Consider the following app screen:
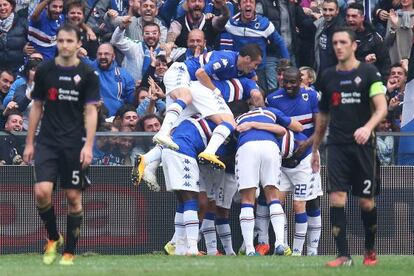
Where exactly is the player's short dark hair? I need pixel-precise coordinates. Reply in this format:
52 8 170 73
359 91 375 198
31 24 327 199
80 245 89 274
332 26 357 43
347 3 364 15
283 67 301 79
57 23 82 42
239 43 262 61
64 0 85 14
323 0 338 8
228 100 250 118
143 22 161 33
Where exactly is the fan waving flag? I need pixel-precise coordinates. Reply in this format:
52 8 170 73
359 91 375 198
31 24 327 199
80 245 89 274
398 56 414 165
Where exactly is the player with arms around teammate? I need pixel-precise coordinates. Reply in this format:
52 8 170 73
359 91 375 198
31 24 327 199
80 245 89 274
23 23 100 266
312 27 387 267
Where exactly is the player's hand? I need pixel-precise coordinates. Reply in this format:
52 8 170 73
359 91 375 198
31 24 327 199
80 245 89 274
80 145 93 169
23 143 34 164
293 140 308 158
354 126 371 145
236 122 253 132
365 53 377 63
310 151 320 173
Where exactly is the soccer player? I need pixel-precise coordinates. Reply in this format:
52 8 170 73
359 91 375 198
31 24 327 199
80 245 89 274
23 23 99 265
153 44 262 168
235 107 302 256
266 67 323 256
132 76 264 187
161 115 222 255
311 27 387 267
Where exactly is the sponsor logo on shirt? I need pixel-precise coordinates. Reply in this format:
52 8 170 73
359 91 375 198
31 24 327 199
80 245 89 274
47 87 58 101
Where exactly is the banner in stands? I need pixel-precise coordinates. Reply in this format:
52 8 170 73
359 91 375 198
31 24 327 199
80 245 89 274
1 166 413 255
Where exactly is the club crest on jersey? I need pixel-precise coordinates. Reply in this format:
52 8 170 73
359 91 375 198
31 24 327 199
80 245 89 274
354 76 362 86
73 74 81 85
302 93 309 101
254 22 260 29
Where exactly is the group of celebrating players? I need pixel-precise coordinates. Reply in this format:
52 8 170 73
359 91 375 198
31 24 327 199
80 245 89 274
26 21 386 267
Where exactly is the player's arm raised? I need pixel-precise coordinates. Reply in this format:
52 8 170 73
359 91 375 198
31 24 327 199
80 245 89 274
81 103 98 169
23 100 44 163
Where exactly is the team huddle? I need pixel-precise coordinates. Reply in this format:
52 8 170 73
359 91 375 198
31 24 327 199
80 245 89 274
26 23 386 267
131 42 322 257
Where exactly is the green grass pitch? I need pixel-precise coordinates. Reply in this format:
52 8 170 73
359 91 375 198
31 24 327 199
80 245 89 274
1 255 414 276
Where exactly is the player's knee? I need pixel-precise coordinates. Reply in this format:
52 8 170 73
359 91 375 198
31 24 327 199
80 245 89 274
329 191 347 207
216 207 229 219
34 185 52 206
293 200 306 213
359 197 375 211
306 197 320 212
65 190 82 211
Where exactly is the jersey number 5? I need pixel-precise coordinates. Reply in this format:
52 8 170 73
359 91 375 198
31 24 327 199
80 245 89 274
72 171 80 185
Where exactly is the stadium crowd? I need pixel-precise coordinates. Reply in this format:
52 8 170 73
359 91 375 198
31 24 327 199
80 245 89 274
0 0 410 166
0 0 411 264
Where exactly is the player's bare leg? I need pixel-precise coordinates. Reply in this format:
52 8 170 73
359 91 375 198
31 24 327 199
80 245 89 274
35 182 63 265
153 88 192 150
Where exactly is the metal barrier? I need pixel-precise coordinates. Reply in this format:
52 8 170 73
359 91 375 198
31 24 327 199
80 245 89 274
1 165 413 255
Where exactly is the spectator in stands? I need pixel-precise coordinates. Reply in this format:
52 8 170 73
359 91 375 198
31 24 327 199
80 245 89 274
299 66 317 90
376 116 395 165
106 0 168 42
314 0 345 75
111 19 164 82
0 70 14 106
384 0 414 66
4 58 41 130
65 0 99 59
0 109 25 165
346 3 391 81
113 104 140 130
372 0 401 37
0 0 28 73
167 0 230 49
28 0 65 60
256 0 316 90
139 51 169 93
139 114 162 132
221 0 289 93
136 77 166 117
387 63 407 128
92 122 124 165
84 0 112 39
2 52 43 108
0 70 15 127
83 43 136 117
118 125 135 165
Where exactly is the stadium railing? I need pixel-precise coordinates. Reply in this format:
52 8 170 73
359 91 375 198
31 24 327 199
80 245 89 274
0 132 413 255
